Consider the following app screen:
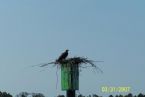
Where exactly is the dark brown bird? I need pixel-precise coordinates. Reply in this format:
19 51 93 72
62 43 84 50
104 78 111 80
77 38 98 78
57 49 69 62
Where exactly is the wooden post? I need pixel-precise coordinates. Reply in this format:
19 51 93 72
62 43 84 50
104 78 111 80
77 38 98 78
67 90 75 97
66 65 75 97
61 63 79 97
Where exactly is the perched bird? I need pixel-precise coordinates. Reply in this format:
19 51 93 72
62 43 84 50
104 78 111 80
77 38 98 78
57 49 69 62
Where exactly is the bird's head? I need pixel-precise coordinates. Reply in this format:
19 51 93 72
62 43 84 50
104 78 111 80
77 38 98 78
66 49 69 52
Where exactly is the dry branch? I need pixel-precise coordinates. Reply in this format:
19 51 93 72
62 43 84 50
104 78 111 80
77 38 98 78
39 57 103 73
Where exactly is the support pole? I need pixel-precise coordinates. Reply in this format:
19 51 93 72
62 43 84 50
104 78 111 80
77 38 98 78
67 90 75 97
61 63 78 97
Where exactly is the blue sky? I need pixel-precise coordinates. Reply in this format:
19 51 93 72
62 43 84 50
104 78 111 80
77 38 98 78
0 0 145 97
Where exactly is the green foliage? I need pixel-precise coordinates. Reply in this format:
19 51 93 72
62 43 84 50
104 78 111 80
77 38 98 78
74 93 145 97
109 95 113 97
16 92 45 97
93 94 99 97
57 95 65 97
32 93 45 97
138 93 145 97
0 91 12 97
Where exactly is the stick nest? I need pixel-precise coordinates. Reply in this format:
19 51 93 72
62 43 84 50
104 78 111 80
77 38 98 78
39 57 103 73
58 57 95 66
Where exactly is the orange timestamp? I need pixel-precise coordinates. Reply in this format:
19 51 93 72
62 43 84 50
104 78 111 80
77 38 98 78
101 86 131 93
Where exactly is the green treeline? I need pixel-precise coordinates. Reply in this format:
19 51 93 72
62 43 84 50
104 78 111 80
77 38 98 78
0 91 12 97
0 91 145 97
80 93 145 97
57 93 145 97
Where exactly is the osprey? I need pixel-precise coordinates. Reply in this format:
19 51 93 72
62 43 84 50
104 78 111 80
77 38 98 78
57 49 69 62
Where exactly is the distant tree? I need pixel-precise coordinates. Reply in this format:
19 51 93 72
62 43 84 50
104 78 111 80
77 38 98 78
124 95 128 97
78 94 85 97
138 93 145 97
57 95 64 97
0 92 2 97
109 95 113 97
118 94 123 97
115 95 119 97
32 93 45 97
0 91 12 97
93 94 99 97
127 93 133 97
16 92 29 97
16 92 45 97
